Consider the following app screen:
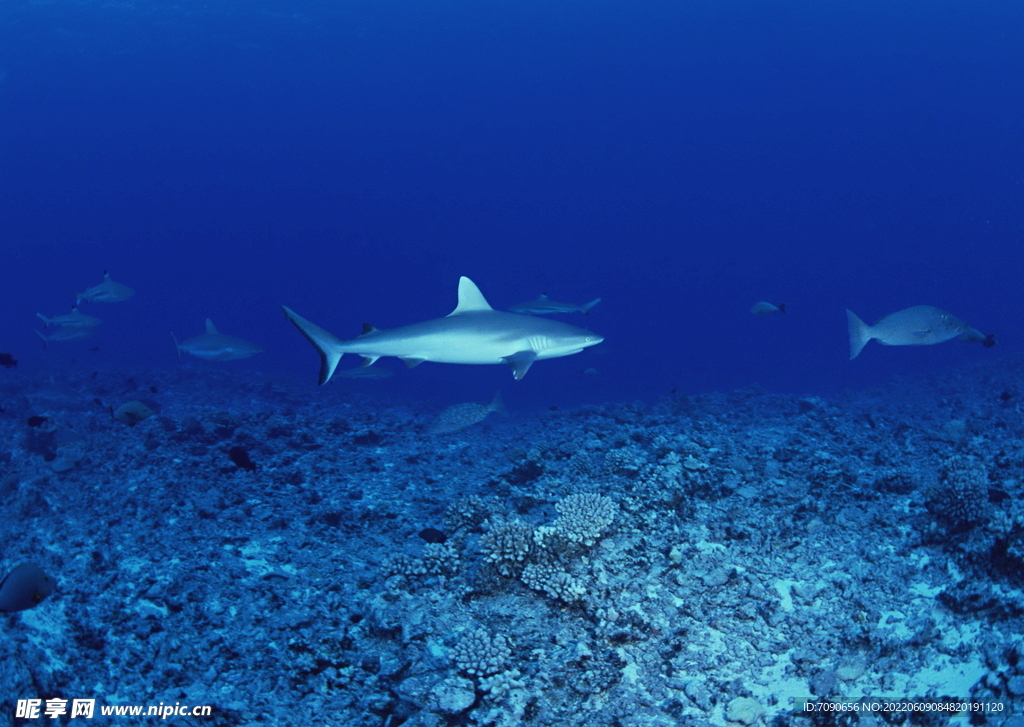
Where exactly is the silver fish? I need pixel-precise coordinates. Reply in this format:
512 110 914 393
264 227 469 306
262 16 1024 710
847 306 971 359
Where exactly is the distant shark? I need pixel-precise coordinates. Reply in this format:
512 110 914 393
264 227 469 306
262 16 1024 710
509 293 601 316
36 306 103 328
172 319 263 361
283 277 604 383
76 271 134 304
35 326 98 347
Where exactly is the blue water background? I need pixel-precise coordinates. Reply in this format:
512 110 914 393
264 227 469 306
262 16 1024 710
2 0 1022 411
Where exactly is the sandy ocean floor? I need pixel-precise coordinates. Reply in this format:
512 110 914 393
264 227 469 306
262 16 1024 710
2 359 1024 727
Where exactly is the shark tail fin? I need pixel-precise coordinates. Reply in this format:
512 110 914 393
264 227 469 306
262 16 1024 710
581 298 602 314
282 306 347 385
490 391 507 417
170 332 182 361
846 309 872 360
777 303 787 314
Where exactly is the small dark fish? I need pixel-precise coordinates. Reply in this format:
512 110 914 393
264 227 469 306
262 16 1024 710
0 352 16 368
111 401 155 426
419 528 447 544
0 563 56 612
26 416 48 428
229 446 257 471
959 328 997 348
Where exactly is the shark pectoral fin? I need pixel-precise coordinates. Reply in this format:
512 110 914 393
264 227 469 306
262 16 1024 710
502 350 538 380
281 306 347 386
360 355 380 367
400 357 426 368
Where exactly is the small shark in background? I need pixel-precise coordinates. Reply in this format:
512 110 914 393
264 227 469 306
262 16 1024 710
76 271 134 304
35 326 98 347
36 306 103 328
509 293 601 315
283 277 604 383
172 319 264 361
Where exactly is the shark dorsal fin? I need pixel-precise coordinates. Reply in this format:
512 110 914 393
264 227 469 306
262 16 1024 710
361 323 379 335
449 277 493 316
205 319 218 334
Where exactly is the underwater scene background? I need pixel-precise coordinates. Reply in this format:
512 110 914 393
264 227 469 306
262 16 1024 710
2 0 1024 725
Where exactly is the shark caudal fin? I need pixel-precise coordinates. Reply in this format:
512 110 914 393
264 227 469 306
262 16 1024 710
282 306 347 385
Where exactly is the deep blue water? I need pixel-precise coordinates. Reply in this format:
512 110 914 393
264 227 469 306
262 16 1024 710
2 0 1023 410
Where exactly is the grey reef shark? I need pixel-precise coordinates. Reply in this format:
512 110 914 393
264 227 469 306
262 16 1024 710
172 319 263 361
283 277 604 383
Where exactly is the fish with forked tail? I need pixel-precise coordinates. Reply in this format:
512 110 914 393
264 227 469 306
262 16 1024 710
846 306 973 359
